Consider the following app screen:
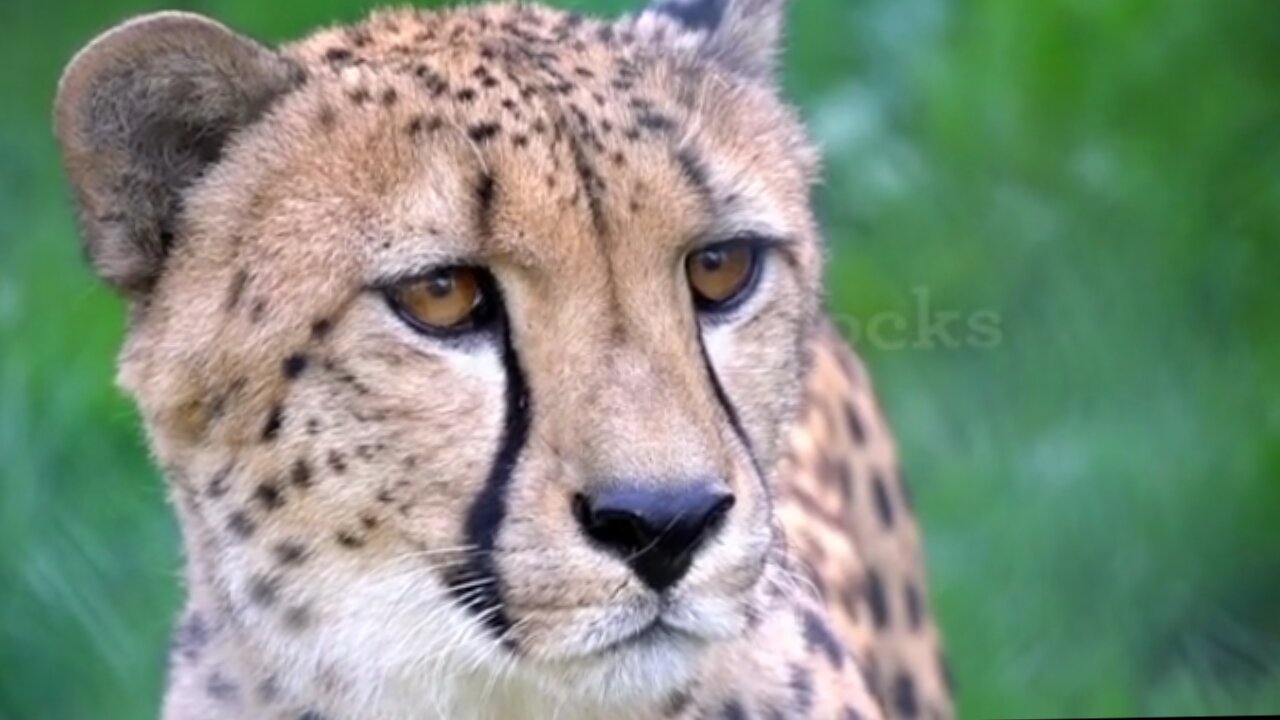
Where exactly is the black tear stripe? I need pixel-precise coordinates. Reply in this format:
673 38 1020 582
655 0 726 32
697 336 764 482
446 317 530 644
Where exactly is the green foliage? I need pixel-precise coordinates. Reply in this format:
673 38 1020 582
2 0 1277 717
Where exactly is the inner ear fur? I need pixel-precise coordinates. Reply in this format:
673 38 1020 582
639 0 789 81
54 12 303 296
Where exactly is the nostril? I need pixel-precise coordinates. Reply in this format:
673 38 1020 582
702 492 735 537
575 491 650 556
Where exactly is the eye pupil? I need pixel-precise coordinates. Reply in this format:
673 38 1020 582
425 273 455 298
698 250 727 273
686 241 760 312
387 267 491 335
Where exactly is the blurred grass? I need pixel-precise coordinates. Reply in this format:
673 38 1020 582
2 0 1279 718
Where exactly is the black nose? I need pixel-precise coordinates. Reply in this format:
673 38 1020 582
574 483 735 592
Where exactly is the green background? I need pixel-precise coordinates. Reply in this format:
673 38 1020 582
2 0 1278 717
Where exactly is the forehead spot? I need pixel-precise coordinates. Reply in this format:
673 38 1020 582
467 122 502 144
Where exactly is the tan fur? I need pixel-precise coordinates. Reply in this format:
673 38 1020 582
54 2 952 718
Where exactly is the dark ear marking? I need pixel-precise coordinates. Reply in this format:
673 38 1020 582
652 0 726 31
635 0 788 81
54 12 302 296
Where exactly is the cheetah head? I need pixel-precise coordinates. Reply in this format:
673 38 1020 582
55 0 821 710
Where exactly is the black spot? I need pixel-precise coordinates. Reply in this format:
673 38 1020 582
417 68 450 97
663 689 693 716
892 670 919 718
476 172 497 238
468 122 502 144
324 47 353 63
316 105 337 131
719 700 748 720
282 354 309 379
637 110 675 133
865 568 890 629
255 481 285 511
380 87 398 106
327 450 348 475
250 298 268 322
204 671 238 696
274 541 308 566
456 87 478 102
843 401 867 445
905 581 923 630
257 675 280 703
801 609 845 668
290 459 313 489
206 463 232 498
174 612 209 662
675 148 712 203
284 605 313 630
299 712 326 720
310 319 333 339
348 87 371 105
872 471 895 528
336 530 365 549
348 28 371 47
248 575 280 606
225 270 248 311
227 511 255 538
789 664 814 712
261 405 284 442
564 138 607 238
206 672 238 701
834 457 855 509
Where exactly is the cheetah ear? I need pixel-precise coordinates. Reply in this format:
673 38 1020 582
54 12 302 296
636 0 788 80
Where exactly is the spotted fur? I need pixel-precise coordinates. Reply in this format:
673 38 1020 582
54 1 952 718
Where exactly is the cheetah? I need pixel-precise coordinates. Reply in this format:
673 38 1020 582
53 0 953 718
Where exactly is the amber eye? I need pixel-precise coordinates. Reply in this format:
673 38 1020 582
686 241 761 312
386 267 493 335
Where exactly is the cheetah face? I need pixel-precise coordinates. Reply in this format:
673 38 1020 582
55 0 820 706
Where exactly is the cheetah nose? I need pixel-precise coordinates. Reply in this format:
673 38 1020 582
573 483 735 592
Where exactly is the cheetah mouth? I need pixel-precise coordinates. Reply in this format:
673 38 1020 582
561 599 740 663
608 618 687 651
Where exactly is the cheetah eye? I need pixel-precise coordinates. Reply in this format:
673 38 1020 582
686 240 762 314
385 267 497 336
